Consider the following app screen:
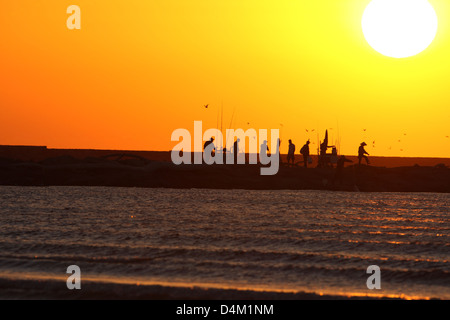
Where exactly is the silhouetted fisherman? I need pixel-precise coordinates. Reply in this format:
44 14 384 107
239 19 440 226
300 140 310 168
204 137 214 152
333 155 353 185
260 140 269 158
319 142 329 167
318 130 332 168
277 139 282 165
287 139 295 166
358 142 370 165
222 148 227 164
203 137 215 163
233 138 240 164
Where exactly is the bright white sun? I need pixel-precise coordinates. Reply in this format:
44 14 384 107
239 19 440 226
362 0 438 58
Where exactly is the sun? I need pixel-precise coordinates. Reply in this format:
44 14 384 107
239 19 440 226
362 0 438 58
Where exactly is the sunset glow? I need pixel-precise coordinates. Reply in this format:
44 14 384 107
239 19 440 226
0 0 449 158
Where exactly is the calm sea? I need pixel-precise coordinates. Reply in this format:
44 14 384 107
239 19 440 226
0 186 448 299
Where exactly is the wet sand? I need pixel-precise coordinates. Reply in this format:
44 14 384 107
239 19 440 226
0 276 389 300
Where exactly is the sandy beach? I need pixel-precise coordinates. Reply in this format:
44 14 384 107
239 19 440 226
0 276 389 300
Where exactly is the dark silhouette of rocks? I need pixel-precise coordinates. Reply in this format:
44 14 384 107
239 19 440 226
0 155 448 192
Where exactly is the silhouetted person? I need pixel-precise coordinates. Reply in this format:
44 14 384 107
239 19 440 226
300 140 310 168
358 142 370 165
333 155 353 185
203 137 215 163
320 141 328 156
318 141 328 167
287 139 295 166
222 148 227 164
233 138 240 164
260 140 269 158
318 129 333 168
276 138 282 165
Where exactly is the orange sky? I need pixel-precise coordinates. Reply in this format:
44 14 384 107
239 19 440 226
0 0 449 157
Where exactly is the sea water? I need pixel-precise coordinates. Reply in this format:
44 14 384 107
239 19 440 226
0 186 448 299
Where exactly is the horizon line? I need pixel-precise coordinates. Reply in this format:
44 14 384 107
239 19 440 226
1 144 449 160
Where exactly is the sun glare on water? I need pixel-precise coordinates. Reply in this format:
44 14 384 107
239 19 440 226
362 0 438 58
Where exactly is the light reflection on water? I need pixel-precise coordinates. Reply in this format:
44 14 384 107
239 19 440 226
0 186 448 299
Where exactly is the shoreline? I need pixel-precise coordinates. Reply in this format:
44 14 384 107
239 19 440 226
0 275 400 300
